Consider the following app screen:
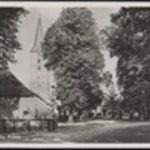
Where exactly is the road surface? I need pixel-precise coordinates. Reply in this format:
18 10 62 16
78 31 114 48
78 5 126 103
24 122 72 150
1 120 150 143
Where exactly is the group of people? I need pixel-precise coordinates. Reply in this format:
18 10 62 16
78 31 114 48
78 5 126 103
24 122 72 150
58 105 103 122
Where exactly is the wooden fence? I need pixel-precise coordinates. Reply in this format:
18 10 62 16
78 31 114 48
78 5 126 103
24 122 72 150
0 119 57 133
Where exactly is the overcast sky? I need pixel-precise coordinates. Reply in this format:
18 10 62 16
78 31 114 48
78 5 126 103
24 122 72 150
9 7 119 89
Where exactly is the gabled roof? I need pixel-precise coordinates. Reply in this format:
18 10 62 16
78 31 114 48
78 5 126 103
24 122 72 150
30 16 43 53
0 69 35 97
0 69 52 108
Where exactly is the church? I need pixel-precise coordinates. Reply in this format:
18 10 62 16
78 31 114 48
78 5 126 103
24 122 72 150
13 17 56 119
30 16 55 101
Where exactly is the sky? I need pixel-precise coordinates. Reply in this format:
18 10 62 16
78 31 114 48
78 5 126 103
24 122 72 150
9 7 119 89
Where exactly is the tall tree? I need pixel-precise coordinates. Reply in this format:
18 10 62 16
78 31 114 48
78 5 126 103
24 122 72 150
0 8 28 118
43 8 105 114
102 7 150 119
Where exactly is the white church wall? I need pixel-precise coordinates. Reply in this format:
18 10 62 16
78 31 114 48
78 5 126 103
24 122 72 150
14 17 57 119
13 97 51 119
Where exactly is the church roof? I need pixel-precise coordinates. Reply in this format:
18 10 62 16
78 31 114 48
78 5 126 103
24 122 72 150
30 16 43 53
0 68 52 108
0 68 36 97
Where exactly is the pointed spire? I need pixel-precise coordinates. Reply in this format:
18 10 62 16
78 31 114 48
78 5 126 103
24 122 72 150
31 15 43 53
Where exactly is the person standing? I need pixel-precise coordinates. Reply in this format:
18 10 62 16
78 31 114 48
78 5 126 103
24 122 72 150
96 105 102 119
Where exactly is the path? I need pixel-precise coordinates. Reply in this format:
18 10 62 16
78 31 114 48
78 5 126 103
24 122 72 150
1 120 150 143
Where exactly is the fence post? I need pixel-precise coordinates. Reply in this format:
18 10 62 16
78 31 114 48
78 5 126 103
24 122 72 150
3 119 6 133
27 120 31 132
55 119 57 130
47 119 50 132
0 119 2 132
13 120 16 132
53 119 56 130
47 119 50 131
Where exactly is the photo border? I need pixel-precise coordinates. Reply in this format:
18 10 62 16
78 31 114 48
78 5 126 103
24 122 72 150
0 0 150 149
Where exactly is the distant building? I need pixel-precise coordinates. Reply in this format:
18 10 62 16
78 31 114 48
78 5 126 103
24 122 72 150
14 17 56 119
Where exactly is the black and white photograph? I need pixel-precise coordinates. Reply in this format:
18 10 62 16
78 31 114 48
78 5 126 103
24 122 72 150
0 1 150 148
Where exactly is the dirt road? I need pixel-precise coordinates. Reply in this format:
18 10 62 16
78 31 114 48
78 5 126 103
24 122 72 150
1 120 150 143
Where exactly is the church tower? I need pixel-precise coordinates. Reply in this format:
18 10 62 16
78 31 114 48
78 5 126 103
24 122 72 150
30 16 50 101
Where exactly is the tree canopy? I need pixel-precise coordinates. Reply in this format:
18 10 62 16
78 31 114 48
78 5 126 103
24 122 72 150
102 7 150 119
43 8 105 113
0 8 27 69
0 8 28 118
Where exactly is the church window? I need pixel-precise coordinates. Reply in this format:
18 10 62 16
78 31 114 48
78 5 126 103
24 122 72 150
37 58 41 63
38 65 41 70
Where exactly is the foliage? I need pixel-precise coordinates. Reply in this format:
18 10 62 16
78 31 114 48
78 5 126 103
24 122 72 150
43 8 105 112
0 97 20 118
0 8 28 69
102 71 113 87
0 8 28 118
102 72 119 110
102 7 150 118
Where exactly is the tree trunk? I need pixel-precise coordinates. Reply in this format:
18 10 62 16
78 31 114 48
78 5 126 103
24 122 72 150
141 105 149 120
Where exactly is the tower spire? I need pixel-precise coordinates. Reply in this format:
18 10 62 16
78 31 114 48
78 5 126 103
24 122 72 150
31 15 43 53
